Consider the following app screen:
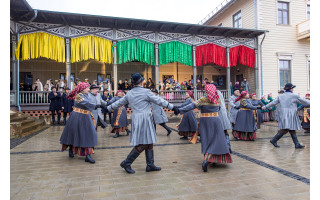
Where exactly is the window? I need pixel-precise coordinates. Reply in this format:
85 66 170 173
279 60 291 88
278 2 289 24
307 5 310 19
233 11 242 28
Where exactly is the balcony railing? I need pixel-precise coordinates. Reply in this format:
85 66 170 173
10 90 228 106
297 19 310 40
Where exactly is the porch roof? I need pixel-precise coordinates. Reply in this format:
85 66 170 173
11 0 267 38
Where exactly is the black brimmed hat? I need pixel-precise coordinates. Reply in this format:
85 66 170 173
131 73 145 85
90 84 99 89
284 83 296 90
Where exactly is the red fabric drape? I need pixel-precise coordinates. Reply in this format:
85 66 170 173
229 45 255 68
196 43 227 67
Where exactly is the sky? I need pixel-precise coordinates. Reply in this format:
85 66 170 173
26 0 223 24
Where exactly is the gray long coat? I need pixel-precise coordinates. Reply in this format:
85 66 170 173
263 92 310 130
107 86 173 146
229 95 240 124
151 95 168 124
217 90 232 130
88 92 108 128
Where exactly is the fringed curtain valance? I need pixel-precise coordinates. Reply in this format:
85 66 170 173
71 35 112 63
15 32 65 63
196 43 227 67
117 38 155 65
159 41 193 66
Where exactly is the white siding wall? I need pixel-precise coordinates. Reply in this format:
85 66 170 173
205 0 255 29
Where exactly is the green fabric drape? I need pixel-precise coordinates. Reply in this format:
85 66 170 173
117 38 155 65
159 41 193 66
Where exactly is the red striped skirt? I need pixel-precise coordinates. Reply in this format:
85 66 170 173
62 144 94 156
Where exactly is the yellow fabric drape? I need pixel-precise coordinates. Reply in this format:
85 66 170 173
70 35 112 64
14 32 65 62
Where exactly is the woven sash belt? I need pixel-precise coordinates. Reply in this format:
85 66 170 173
240 108 250 110
73 107 95 126
200 112 219 117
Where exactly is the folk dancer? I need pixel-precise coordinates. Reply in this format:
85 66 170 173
297 94 310 133
88 84 108 130
60 82 102 164
263 83 310 148
232 91 260 141
107 73 177 174
174 84 232 172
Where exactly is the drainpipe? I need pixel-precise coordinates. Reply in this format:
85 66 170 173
259 32 266 96
16 10 38 112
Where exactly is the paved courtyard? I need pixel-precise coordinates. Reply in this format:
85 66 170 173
10 122 310 200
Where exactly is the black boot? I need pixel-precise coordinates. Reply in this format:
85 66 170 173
202 160 209 172
126 129 131 136
270 132 284 147
69 147 74 158
145 150 161 172
120 149 140 174
290 133 305 148
180 136 188 140
63 117 67 125
161 124 172 136
85 155 95 164
57 115 61 125
225 135 232 153
113 132 119 138
52 116 55 125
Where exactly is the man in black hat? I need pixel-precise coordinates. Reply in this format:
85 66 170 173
49 86 62 125
262 83 310 148
88 84 108 130
107 73 179 174
61 88 74 125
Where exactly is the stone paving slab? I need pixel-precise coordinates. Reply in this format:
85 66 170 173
10 123 310 200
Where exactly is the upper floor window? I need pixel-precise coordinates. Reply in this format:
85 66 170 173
307 5 310 19
278 2 289 24
233 11 242 28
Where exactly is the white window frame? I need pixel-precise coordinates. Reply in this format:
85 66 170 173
277 52 294 90
277 1 290 25
233 10 242 28
306 3 310 20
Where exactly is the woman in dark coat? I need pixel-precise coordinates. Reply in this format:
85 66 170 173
107 90 130 138
49 86 62 125
268 93 276 121
60 82 101 164
101 90 113 124
250 93 264 129
232 91 260 141
175 84 232 172
61 88 74 125
297 94 310 133
176 91 198 140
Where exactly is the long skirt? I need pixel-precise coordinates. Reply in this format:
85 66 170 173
269 110 275 121
262 112 270 122
232 130 256 141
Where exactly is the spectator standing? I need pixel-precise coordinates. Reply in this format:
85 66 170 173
49 86 62 125
240 78 250 92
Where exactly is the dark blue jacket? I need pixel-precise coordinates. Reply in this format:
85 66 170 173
61 93 74 113
49 92 62 111
102 94 113 113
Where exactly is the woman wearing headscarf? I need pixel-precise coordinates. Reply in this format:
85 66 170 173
261 95 270 122
174 85 232 172
297 93 310 133
267 93 276 121
250 93 264 129
107 90 130 138
232 91 260 141
59 82 101 164
175 91 198 140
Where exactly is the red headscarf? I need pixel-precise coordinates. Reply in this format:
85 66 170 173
67 82 90 100
205 84 220 104
305 93 310 97
186 90 194 99
115 90 124 96
234 91 248 103
250 93 256 99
